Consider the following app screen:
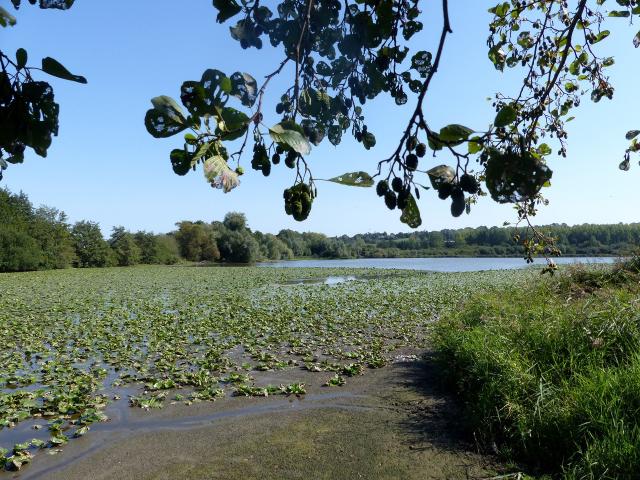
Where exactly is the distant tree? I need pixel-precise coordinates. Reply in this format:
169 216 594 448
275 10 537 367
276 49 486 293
0 225 41 271
175 221 220 262
258 232 294 260
109 226 141 267
31 206 75 269
133 231 159 264
71 221 112 268
155 234 181 265
218 230 260 264
223 212 248 232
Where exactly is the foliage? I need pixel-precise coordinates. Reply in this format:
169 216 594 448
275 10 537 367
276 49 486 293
217 228 261 263
433 259 640 478
0 0 85 180
0 188 75 271
143 0 639 259
109 226 141 267
0 264 529 471
71 221 113 268
174 221 220 262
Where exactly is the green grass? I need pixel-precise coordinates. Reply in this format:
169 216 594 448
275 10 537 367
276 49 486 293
433 259 640 479
0 264 528 471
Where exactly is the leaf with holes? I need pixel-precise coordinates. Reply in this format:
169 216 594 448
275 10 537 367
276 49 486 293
327 171 374 188
626 130 640 141
400 194 422 228
230 72 257 107
204 156 240 193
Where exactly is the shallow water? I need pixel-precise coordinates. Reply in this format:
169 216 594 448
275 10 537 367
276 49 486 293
261 256 618 272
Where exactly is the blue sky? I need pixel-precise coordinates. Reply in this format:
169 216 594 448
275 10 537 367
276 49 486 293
1 1 638 236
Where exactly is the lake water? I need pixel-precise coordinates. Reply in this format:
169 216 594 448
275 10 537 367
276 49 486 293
260 257 619 273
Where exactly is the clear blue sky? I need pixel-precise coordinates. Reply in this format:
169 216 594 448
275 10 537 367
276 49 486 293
1 1 638 236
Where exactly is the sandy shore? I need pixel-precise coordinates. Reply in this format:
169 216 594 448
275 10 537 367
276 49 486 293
16 355 504 480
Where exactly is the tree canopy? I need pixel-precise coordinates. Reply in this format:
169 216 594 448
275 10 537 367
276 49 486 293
1 0 639 262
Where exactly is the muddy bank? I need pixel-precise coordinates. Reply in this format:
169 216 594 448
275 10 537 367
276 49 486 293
16 356 505 480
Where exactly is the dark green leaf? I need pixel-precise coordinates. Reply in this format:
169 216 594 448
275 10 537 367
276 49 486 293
427 165 455 189
327 171 374 187
439 124 474 143
626 130 640 141
0 7 17 27
494 105 517 127
400 194 422 228
269 123 311 155
608 10 630 17
212 0 242 23
230 72 257 107
41 57 87 84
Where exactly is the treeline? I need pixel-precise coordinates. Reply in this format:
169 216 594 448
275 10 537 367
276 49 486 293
1 188 638 273
316 223 640 259
0 189 180 272
0 189 294 272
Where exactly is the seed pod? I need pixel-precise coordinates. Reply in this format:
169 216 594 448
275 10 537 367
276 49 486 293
384 191 397 210
415 143 427 158
437 183 454 200
460 173 479 194
451 196 466 217
391 177 403 192
376 180 389 197
406 154 418 171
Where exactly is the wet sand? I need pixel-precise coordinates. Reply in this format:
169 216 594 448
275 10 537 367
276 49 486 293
15 355 505 480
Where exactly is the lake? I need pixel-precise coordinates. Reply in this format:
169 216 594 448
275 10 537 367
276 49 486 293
260 257 619 272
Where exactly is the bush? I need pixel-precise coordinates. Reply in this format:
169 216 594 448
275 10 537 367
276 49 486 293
433 261 640 478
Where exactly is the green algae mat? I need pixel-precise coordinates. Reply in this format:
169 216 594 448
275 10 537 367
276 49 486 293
0 265 527 472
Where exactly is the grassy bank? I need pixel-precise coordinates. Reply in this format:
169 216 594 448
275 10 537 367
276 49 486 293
433 258 640 478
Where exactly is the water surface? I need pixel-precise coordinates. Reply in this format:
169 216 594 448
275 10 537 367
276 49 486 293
261 257 618 272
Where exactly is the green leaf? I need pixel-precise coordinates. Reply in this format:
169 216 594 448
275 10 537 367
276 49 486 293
215 107 249 140
537 143 552 156
269 123 311 155
203 156 240 193
327 171 374 187
0 7 17 27
400 194 422 228
427 165 455 189
609 10 630 17
212 0 242 23
592 30 610 43
634 30 640 48
145 106 187 139
468 137 483 154
439 124 474 143
170 149 194 175
626 130 640 141
16 48 27 70
41 57 87 84
151 95 187 123
230 72 258 107
494 105 517 128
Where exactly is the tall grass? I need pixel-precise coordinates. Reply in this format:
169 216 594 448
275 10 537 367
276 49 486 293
433 258 640 478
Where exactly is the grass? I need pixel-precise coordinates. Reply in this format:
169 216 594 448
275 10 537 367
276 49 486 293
433 258 640 479
0 264 528 472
